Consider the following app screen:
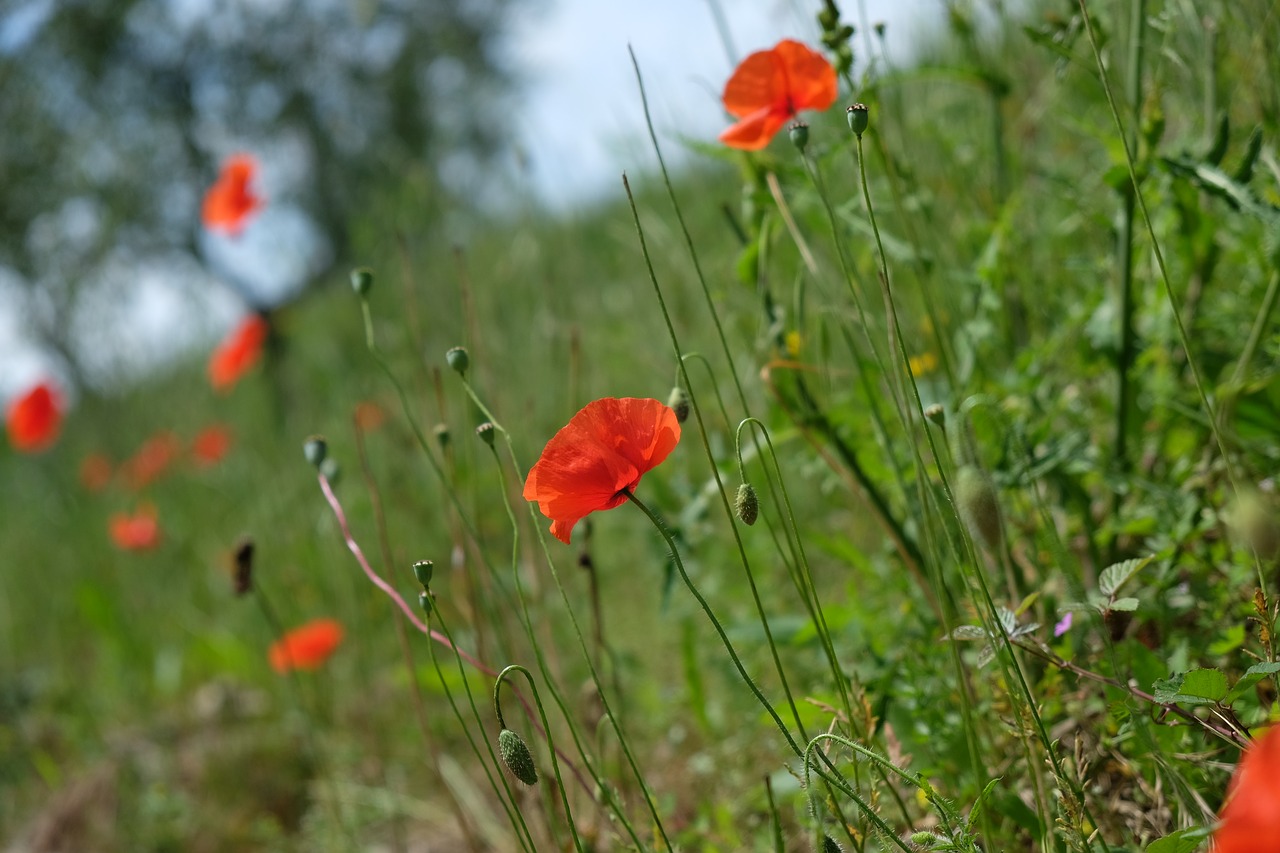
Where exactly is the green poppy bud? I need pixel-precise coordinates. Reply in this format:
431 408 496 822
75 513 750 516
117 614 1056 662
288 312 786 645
789 121 810 153
846 103 869 137
498 728 538 786
735 483 760 526
445 346 470 375
667 387 690 423
319 457 340 486
923 403 946 428
350 267 374 296
417 590 433 617
955 465 1002 549
303 435 327 468
433 423 450 449
822 835 843 853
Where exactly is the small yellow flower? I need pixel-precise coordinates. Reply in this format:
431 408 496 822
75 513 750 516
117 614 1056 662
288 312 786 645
908 352 938 377
785 330 803 358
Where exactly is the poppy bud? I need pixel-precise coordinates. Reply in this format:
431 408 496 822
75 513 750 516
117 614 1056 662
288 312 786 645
911 831 941 847
412 559 434 587
498 728 538 785
846 103 869 137
667 387 690 423
232 536 254 597
874 21 886 38
821 835 843 853
434 423 450 449
955 466 1002 549
735 483 760 526
417 590 433 617
789 121 810 153
303 435 327 468
320 457 341 486
924 404 946 428
475 422 496 447
446 346 470 375
350 267 374 296
817 3 838 31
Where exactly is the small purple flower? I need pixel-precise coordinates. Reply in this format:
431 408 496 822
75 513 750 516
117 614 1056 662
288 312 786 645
1053 612 1073 638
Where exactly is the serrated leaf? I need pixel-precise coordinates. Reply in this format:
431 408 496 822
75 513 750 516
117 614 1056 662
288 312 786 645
1099 556 1151 596
1152 675 1184 704
1146 825 1212 853
1225 661 1280 704
1109 597 1139 612
944 625 990 642
1181 668 1229 702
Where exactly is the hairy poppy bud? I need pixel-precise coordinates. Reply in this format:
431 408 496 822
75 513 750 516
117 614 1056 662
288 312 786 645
498 728 538 785
846 103 869 137
667 387 690 423
911 831 941 847
319 457 340 486
412 559 434 587
955 466 1001 549
821 835 843 853
350 267 374 296
735 483 760 526
789 121 810 152
475 422 496 447
303 435 327 468
446 346 470 375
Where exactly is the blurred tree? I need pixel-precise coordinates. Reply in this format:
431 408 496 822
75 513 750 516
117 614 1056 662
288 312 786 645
0 0 521 387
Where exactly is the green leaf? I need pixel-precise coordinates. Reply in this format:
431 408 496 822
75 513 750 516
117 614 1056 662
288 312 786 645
1099 556 1151 597
944 625 989 641
1225 661 1280 704
1109 597 1140 612
1145 825 1212 853
1155 669 1229 705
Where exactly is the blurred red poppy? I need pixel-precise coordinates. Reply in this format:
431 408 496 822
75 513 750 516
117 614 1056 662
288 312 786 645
109 506 161 551
191 423 233 466
354 400 386 432
523 397 681 544
201 154 262 235
1215 725 1280 852
719 39 837 151
123 431 181 489
80 453 113 492
6 382 62 453
269 619 345 673
208 315 269 392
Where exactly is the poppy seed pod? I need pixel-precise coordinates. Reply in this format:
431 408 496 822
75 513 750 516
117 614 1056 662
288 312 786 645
789 121 810 152
955 466 1002 550
667 387 691 423
412 559 434 587
434 423 450 449
303 435 327 468
350 267 373 296
498 728 538 786
475 422 496 447
924 404 946 428
445 346 470 375
846 103 869 137
735 483 760 526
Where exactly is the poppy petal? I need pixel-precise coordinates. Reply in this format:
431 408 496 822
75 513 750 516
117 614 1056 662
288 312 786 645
774 39 838 112
6 382 62 453
1215 725 1280 852
719 107 791 151
721 49 787 118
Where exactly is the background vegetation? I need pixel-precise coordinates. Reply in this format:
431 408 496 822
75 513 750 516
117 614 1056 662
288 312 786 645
4 0 1280 850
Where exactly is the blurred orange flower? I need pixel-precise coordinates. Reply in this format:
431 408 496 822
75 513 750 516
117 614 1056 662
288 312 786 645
269 619 345 673
354 400 386 432
6 381 62 453
208 315 269 391
109 506 161 551
523 397 681 544
201 154 262 235
719 39 837 151
123 431 181 489
1215 725 1280 853
191 423 233 466
80 453 113 492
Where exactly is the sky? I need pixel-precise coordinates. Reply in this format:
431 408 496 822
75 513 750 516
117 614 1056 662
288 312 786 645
0 0 921 403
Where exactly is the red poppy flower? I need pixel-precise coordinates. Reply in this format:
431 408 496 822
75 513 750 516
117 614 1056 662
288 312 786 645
1215 725 1280 852
109 506 161 551
523 397 681 544
201 154 262 235
80 453 113 492
354 400 386 432
123 430 181 489
191 423 232 467
6 382 62 453
269 619 345 673
719 39 838 151
208 315 269 392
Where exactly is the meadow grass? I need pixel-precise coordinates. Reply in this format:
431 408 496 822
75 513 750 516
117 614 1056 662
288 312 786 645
4 0 1280 850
